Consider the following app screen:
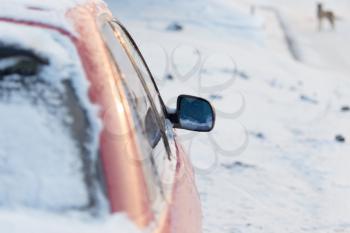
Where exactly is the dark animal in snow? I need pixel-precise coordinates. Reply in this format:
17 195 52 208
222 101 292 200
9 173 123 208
317 3 336 31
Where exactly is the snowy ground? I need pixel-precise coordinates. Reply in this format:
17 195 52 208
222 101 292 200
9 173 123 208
106 0 350 232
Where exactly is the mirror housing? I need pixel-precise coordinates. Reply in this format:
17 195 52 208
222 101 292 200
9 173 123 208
169 95 215 132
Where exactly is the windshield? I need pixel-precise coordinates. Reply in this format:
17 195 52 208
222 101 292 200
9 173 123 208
0 23 106 215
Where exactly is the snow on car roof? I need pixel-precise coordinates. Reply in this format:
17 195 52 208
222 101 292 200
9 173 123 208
0 0 108 33
4 0 87 10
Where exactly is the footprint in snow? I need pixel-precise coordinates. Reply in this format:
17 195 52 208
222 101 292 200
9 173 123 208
341 105 350 112
236 70 250 80
300 94 318 105
250 131 266 140
166 22 183 32
209 94 223 100
335 134 346 143
165 73 174 81
222 161 256 172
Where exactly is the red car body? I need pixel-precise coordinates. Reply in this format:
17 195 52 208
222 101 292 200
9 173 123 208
0 1 208 233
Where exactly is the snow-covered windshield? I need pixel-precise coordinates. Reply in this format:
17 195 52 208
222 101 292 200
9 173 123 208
0 22 106 215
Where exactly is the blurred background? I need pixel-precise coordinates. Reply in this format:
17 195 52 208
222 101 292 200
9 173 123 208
105 0 350 232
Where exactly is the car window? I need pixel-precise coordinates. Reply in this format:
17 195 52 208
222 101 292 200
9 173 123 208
108 20 175 155
109 21 166 119
100 21 173 216
0 45 106 214
100 22 165 150
100 22 161 152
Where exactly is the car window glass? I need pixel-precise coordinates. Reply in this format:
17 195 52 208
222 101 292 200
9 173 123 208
100 22 173 216
0 49 101 213
106 21 175 157
100 22 162 150
109 21 166 120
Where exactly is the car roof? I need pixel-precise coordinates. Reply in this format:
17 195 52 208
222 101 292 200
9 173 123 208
0 0 109 34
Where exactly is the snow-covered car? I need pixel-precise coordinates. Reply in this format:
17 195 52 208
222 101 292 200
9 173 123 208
0 0 215 233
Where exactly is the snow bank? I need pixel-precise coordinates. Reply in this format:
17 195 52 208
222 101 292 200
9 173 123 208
0 0 108 34
1 0 86 10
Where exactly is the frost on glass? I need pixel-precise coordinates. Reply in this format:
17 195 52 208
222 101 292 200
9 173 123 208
0 35 105 215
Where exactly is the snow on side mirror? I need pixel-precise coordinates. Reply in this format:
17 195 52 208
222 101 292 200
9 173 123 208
171 95 215 132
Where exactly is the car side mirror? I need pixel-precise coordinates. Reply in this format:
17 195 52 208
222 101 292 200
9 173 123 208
169 95 215 132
